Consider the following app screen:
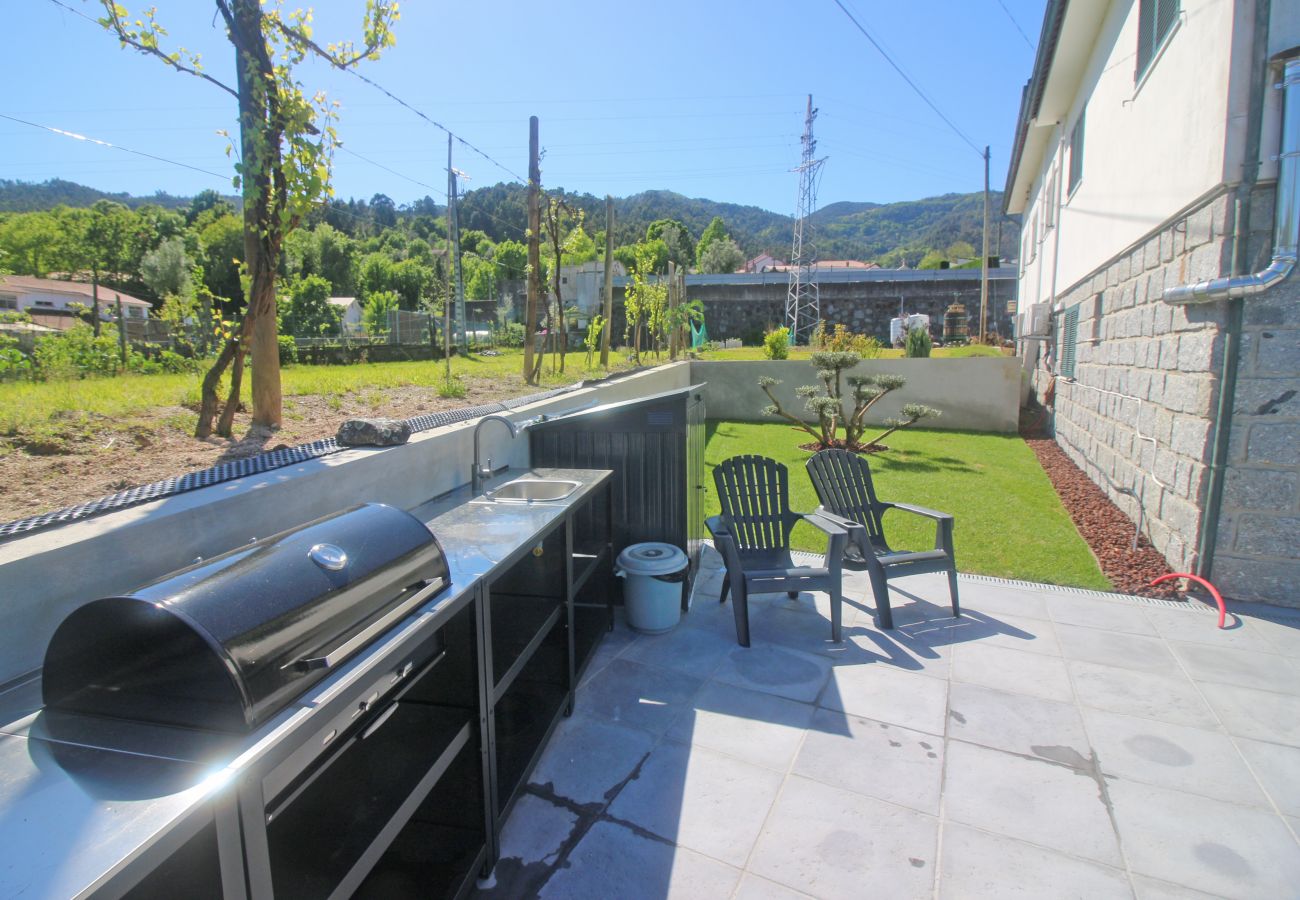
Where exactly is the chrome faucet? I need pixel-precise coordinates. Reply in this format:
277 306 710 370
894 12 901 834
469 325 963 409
471 414 544 495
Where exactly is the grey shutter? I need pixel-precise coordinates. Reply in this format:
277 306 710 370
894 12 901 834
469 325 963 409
1060 306 1079 378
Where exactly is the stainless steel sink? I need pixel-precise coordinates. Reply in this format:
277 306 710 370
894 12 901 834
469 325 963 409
480 478 581 503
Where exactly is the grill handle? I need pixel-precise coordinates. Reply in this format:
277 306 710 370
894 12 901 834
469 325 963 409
289 578 443 673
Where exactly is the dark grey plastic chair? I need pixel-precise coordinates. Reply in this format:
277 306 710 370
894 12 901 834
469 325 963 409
806 448 959 630
705 455 847 647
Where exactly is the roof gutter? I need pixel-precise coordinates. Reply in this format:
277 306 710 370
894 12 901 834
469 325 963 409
1003 0 1070 213
1163 54 1300 305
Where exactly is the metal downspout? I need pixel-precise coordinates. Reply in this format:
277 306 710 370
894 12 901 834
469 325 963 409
1165 11 1291 578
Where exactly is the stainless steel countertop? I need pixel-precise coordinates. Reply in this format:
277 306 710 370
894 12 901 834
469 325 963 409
0 467 611 899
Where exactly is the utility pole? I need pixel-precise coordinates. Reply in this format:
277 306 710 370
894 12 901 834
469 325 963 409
444 134 454 381
600 195 613 368
447 138 469 353
979 144 991 344
524 116 541 384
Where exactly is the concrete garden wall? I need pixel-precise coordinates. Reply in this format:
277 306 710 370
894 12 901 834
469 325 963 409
0 364 690 686
691 357 1021 433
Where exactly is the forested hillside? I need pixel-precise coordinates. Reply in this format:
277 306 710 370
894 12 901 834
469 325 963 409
0 179 1014 269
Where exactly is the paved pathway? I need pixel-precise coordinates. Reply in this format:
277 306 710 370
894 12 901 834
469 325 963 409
476 549 1300 899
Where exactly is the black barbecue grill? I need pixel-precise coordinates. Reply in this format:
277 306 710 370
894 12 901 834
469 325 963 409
42 503 449 734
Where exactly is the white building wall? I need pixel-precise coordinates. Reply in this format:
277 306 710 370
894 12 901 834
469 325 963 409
1019 0 1241 310
13 289 148 319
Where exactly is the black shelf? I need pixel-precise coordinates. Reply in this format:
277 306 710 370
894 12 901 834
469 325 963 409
266 705 472 900
124 819 223 900
493 622 568 816
489 593 562 699
572 603 610 683
353 738 487 900
570 545 610 598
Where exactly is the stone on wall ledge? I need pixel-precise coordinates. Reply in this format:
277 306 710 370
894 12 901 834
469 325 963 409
337 418 412 447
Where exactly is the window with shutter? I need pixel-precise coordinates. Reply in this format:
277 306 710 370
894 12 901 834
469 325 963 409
1059 305 1080 378
1136 0 1180 80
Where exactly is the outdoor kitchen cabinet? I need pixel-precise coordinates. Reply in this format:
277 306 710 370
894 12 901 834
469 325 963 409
481 478 614 836
0 471 612 900
247 591 490 900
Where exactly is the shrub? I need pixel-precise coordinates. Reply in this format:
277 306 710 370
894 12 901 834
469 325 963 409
156 350 196 374
0 333 31 380
437 375 466 399
812 321 883 357
905 326 933 358
763 326 789 360
33 324 123 379
494 321 526 348
278 334 298 366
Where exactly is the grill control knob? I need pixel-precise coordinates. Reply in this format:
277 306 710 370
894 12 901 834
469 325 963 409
308 543 348 571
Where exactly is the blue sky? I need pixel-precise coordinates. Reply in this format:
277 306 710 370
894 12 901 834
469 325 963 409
7 0 1046 214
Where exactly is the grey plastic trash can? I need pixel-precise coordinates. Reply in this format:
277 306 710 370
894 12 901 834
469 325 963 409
616 542 689 635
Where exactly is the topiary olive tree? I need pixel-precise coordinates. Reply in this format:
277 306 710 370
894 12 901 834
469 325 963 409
758 350 940 451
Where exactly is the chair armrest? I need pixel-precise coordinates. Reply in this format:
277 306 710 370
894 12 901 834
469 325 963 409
803 513 849 574
810 507 858 532
705 515 745 573
881 502 955 555
802 512 848 537
881 501 953 522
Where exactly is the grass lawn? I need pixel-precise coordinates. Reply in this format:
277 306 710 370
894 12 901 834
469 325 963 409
0 349 621 436
694 344 1009 361
704 421 1111 590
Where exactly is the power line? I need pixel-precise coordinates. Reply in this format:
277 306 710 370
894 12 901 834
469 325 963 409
0 112 230 181
44 0 527 186
992 0 1036 51
338 70 527 184
338 146 443 195
828 0 984 157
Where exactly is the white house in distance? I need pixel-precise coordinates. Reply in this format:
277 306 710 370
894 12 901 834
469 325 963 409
0 275 152 329
553 260 626 318
1006 0 1300 604
328 296 364 334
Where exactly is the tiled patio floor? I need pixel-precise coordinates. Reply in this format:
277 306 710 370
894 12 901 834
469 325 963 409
477 549 1300 899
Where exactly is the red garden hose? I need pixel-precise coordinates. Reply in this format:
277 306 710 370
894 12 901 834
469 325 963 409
1150 573 1228 629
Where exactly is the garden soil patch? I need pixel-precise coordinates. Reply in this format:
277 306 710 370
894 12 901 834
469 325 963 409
1022 430 1180 599
0 377 533 526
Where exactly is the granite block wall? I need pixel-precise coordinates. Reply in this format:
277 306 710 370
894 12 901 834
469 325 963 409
1031 184 1299 605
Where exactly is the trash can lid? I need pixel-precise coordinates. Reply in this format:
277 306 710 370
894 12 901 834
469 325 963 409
616 542 688 576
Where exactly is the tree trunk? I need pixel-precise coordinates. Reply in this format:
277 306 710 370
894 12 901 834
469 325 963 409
218 345 246 438
194 336 239 439
233 0 282 430
245 254 282 428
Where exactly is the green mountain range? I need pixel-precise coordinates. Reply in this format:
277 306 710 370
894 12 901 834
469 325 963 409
0 178 1016 267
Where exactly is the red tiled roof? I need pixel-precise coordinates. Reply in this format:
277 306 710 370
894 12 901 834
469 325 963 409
0 276 151 307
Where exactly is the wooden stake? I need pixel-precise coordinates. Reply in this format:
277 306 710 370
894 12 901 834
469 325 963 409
980 144 990 344
524 116 541 384
600 195 613 368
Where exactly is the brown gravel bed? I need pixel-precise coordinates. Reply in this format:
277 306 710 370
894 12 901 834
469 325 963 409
1022 430 1180 599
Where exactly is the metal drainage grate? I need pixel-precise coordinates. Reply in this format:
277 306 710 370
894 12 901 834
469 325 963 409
0 384 577 541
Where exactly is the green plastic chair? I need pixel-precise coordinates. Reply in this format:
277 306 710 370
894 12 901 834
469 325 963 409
806 448 959 629
705 455 847 647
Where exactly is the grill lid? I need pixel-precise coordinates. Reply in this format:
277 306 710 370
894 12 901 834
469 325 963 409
42 503 448 733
